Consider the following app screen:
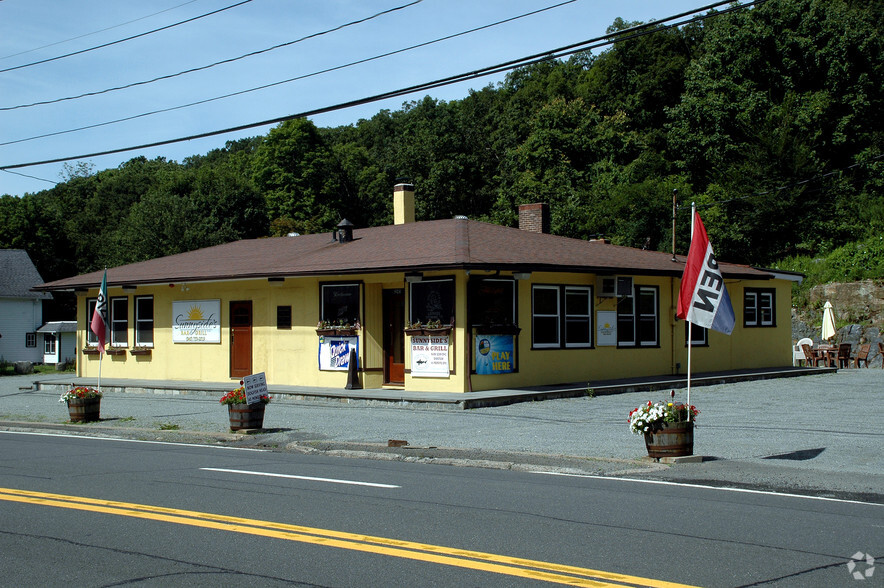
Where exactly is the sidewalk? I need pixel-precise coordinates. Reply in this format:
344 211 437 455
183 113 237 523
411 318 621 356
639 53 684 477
2 368 882 502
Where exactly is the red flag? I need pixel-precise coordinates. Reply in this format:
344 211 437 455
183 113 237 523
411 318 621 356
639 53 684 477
90 270 108 354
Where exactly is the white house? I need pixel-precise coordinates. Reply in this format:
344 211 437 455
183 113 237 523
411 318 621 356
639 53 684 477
0 249 52 364
36 321 77 366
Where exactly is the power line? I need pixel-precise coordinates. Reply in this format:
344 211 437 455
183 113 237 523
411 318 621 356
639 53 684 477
0 0 751 170
1 0 425 111
0 0 577 146
0 1 200 61
0 0 254 74
0 168 57 185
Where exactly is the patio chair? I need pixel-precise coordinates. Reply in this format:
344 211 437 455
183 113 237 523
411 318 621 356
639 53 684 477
802 344 825 367
793 337 813 366
853 343 871 368
837 343 851 368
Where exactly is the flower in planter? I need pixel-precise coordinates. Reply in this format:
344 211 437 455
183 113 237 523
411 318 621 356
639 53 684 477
317 319 361 330
628 400 698 434
59 386 102 403
219 384 271 405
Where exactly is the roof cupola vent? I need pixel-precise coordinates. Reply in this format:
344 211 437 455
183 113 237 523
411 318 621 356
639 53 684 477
336 219 354 243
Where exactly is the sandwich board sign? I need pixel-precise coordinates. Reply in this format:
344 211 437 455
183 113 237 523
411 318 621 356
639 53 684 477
242 372 268 404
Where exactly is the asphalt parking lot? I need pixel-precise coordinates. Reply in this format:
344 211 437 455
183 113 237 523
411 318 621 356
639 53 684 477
2 368 882 502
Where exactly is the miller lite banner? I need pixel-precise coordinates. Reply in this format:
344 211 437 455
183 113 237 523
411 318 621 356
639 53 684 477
677 211 735 335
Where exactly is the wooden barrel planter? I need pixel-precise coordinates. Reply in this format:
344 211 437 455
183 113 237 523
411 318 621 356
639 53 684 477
67 397 101 422
644 421 693 458
228 403 265 431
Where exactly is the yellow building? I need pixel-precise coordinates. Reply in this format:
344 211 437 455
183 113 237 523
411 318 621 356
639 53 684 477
37 186 795 393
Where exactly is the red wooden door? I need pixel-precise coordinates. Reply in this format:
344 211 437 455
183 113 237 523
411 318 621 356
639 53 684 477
383 289 405 385
230 301 252 379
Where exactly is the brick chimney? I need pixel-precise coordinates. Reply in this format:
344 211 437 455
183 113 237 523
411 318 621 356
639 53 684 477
518 203 550 233
394 183 415 225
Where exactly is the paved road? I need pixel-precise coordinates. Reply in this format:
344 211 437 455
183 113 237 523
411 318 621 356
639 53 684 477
2 369 882 502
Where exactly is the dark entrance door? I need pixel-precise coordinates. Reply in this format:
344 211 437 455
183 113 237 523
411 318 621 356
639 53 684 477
230 301 252 379
383 289 405 385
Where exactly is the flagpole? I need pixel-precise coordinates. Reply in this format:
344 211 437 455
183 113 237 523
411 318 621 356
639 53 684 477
686 203 696 421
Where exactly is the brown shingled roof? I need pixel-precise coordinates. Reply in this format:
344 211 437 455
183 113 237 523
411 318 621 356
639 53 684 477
36 218 771 291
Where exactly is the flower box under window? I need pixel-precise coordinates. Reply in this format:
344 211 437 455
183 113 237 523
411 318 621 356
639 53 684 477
129 347 152 356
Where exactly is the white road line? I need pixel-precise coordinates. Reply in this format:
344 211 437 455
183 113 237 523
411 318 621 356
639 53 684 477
0 430 266 451
530 471 883 507
201 467 401 488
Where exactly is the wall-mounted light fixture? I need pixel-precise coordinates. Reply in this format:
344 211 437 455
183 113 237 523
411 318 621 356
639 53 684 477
405 272 423 283
513 272 532 280
122 285 137 292
268 277 285 285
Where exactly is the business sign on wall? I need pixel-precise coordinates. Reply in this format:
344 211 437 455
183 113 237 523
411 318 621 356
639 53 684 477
475 335 515 374
172 299 221 343
410 335 450 377
318 336 359 371
596 310 617 346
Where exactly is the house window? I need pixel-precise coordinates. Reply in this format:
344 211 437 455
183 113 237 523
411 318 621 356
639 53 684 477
277 305 292 329
531 285 592 348
617 286 659 347
320 283 360 324
26 332 36 348
86 298 98 345
532 285 560 348
111 297 128 346
685 321 708 346
744 288 775 327
409 277 455 325
469 278 516 327
564 286 592 347
44 334 57 354
135 296 154 346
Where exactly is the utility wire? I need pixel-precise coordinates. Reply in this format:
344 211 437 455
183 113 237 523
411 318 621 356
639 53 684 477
0 0 253 74
1 0 425 111
0 1 199 61
0 0 753 170
0 0 576 145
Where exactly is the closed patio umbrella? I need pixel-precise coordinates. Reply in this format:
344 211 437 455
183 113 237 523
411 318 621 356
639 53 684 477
821 300 837 341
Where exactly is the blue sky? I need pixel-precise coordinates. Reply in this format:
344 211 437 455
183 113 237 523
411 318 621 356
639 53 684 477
1 0 703 198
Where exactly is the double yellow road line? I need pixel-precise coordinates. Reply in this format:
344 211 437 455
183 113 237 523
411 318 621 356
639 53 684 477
0 486 695 587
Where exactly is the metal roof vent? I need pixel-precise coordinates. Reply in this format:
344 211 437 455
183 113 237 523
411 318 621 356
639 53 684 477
336 219 355 243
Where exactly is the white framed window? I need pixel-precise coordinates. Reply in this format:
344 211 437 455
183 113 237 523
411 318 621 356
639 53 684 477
44 334 57 354
135 296 154 346
564 286 592 348
110 297 128 346
617 285 659 347
531 285 593 348
532 285 560 348
744 289 775 327
685 321 708 346
86 298 98 345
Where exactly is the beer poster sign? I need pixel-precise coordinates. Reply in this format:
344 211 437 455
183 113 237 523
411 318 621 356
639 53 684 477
318 336 359 371
410 335 450 377
475 335 515 374
172 299 221 343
